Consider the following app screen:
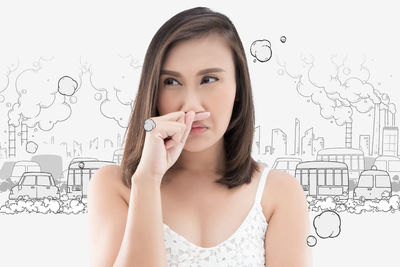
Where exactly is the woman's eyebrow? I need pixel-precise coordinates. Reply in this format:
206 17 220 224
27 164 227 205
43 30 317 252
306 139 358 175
160 68 225 77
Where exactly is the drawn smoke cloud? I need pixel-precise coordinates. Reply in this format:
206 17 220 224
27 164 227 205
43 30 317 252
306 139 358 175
306 235 317 247
278 54 397 129
58 75 78 96
25 141 39 154
7 57 82 132
308 195 400 214
313 210 341 239
250 39 272 63
83 54 142 128
0 194 88 215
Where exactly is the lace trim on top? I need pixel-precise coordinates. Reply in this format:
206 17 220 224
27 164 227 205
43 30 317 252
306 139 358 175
163 166 270 266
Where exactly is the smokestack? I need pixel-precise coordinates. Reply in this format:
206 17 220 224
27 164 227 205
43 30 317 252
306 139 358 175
392 111 396 126
372 103 380 155
384 109 389 126
8 124 16 157
345 121 352 148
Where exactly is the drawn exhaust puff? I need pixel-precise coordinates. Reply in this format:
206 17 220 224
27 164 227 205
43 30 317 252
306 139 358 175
307 195 400 214
7 57 83 132
250 39 272 63
83 54 142 128
313 210 341 239
306 235 317 247
277 54 396 128
58 75 78 96
0 195 87 215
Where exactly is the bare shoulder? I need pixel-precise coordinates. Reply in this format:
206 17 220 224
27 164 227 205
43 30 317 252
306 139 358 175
89 164 124 195
87 164 128 266
263 168 312 266
260 165 305 222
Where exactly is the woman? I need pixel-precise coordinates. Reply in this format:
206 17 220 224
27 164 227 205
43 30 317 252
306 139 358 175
88 6 312 266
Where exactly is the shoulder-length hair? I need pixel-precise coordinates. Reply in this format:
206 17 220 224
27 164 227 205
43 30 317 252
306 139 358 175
120 6 260 189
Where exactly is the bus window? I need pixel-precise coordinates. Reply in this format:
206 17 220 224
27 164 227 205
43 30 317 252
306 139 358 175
74 170 82 186
342 169 349 185
358 175 373 187
322 156 329 161
345 155 351 167
334 170 342 185
326 170 334 185
318 169 325 185
328 155 336 161
389 161 400 172
359 157 364 170
352 156 359 171
376 175 391 187
301 169 309 185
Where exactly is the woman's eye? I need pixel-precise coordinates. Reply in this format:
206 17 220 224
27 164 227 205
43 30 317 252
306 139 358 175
163 78 180 86
163 76 219 86
201 76 219 84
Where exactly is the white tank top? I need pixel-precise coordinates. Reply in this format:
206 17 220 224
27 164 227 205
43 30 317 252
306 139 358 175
163 165 270 266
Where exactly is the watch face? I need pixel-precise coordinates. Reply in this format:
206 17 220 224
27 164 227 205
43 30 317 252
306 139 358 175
144 119 156 131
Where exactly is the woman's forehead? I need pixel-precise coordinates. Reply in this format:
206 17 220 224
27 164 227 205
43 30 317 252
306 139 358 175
161 36 233 75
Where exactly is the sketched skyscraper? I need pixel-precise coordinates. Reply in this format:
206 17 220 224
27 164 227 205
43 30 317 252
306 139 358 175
372 103 381 155
294 118 300 155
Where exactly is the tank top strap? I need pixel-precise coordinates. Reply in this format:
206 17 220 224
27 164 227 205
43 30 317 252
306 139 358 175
254 165 270 204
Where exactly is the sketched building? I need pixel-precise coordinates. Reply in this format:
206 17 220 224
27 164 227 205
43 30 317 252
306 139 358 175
301 128 313 156
313 137 324 155
271 128 287 156
382 127 399 156
359 135 371 156
372 103 381 155
294 118 300 155
253 126 260 155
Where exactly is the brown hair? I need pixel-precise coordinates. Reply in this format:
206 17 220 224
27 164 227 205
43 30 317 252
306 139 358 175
120 6 260 189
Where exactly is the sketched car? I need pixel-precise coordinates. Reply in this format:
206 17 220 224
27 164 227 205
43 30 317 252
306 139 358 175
9 172 60 200
353 165 392 201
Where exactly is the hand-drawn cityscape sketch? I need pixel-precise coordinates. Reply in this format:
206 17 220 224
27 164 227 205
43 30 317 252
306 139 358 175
0 38 398 252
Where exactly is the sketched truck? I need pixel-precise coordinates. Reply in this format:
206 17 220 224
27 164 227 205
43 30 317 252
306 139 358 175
66 160 116 199
373 155 400 183
9 161 41 184
295 161 349 201
353 165 392 201
9 172 60 200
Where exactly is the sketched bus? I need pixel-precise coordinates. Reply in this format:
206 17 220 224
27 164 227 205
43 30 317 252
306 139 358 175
316 148 364 186
295 161 349 200
66 160 116 199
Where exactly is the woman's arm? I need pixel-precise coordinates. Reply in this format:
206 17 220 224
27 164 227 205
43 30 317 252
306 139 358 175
264 170 312 267
88 165 168 267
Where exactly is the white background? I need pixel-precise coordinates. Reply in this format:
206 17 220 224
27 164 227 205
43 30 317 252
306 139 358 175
1 0 399 266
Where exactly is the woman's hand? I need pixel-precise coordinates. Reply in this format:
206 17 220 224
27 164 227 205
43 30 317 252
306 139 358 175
134 110 210 182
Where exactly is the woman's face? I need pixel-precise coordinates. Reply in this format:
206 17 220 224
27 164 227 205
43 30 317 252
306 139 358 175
157 33 237 152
